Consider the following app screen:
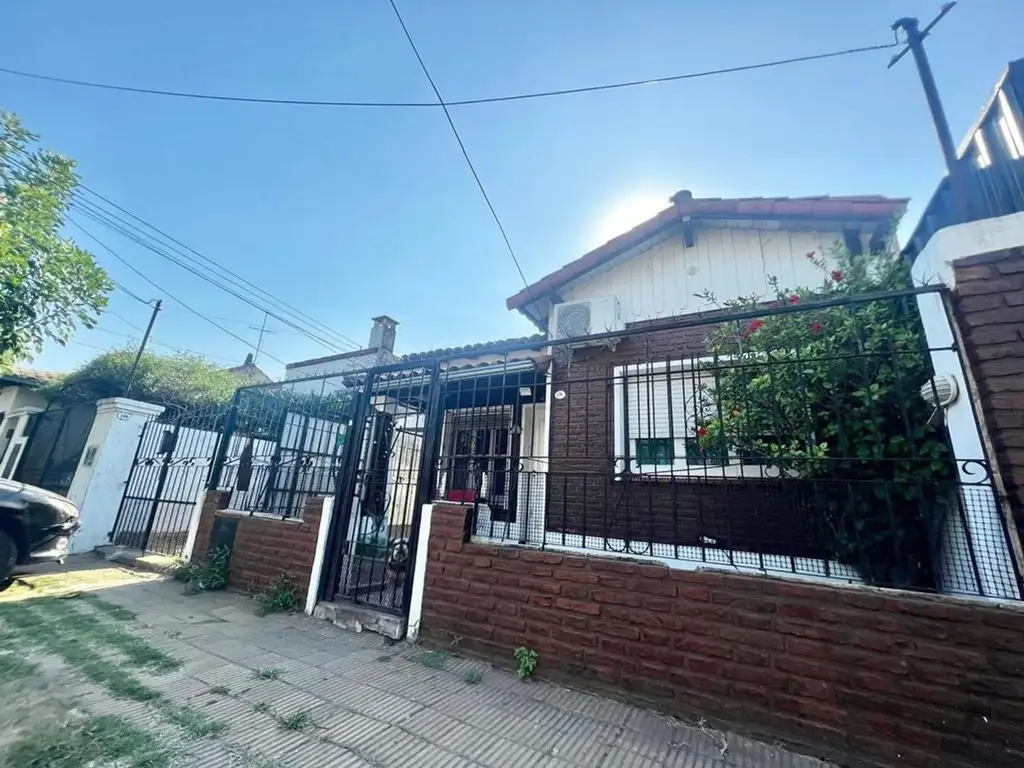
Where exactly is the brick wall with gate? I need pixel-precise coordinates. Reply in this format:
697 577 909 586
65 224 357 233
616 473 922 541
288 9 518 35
190 490 325 596
954 245 1024 530
421 503 1024 768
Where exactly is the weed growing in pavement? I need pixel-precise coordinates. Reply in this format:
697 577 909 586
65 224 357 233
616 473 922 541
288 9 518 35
156 701 229 739
175 545 231 594
513 647 538 679
255 667 283 681
208 685 230 696
278 710 313 731
254 573 297 616
410 650 449 670
463 669 483 685
253 702 272 714
4 714 174 768
375 654 395 663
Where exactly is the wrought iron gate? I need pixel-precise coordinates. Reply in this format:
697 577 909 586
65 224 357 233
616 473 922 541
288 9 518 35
320 361 441 616
112 405 227 556
15 402 96 497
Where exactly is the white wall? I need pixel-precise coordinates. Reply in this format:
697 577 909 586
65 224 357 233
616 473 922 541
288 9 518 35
912 212 1024 599
285 349 396 394
68 398 165 554
561 226 847 322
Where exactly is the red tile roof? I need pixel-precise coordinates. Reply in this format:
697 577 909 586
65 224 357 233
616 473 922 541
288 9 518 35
506 191 908 312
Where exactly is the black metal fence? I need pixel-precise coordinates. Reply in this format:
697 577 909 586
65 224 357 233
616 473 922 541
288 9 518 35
14 402 96 497
449 288 1022 601
112 403 230 556
206 286 1022 605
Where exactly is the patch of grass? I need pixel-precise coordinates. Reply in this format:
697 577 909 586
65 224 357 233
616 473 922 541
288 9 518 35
463 669 483 685
46 598 182 673
410 650 448 670
254 573 297 616
253 701 272 714
254 667 283 681
74 593 137 621
375 654 395 663
0 601 162 702
0 652 39 682
223 744 286 768
4 714 173 768
278 710 313 731
208 685 230 696
157 701 229 739
164 630 182 639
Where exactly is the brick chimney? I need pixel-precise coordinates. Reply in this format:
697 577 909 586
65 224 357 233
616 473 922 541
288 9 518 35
369 316 398 353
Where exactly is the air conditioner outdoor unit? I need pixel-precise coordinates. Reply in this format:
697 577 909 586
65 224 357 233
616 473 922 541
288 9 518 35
552 296 623 347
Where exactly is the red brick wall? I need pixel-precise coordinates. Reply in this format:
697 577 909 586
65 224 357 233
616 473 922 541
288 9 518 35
954 247 1024 528
191 491 324 595
422 503 1024 768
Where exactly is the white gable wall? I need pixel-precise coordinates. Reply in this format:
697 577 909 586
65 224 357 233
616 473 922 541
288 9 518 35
559 226 848 323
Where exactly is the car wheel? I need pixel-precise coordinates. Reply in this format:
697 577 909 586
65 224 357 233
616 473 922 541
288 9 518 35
0 531 16 582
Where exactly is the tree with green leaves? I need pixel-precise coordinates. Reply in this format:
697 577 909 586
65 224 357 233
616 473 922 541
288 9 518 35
696 241 952 589
46 348 245 413
0 112 113 370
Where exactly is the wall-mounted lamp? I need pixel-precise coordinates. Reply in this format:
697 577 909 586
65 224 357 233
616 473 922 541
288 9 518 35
518 386 533 398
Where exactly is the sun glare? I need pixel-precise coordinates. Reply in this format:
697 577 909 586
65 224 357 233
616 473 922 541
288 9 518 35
591 194 670 248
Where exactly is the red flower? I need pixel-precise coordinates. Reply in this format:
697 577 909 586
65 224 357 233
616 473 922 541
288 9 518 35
697 427 709 438
831 269 844 282
806 251 816 260
742 318 766 339
788 294 800 304
810 321 823 334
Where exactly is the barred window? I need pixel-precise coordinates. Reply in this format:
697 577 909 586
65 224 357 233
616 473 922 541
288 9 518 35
613 360 768 478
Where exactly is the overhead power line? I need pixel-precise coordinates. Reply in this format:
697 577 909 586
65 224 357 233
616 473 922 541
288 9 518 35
71 195 357 355
387 0 534 301
66 216 289 367
0 42 897 109
3 147 361 354
74 184 364 351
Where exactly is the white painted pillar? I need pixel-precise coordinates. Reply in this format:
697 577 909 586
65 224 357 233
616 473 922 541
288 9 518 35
405 503 434 642
912 212 1024 599
67 397 165 554
304 496 335 615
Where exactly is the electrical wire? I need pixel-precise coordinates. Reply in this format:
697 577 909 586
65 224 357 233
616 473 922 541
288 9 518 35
108 278 154 305
387 0 534 301
70 195 357 355
0 42 897 108
3 147 361 353
66 215 289 367
74 183 364 351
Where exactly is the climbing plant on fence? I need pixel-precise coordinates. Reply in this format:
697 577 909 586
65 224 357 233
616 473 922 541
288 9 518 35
697 241 953 589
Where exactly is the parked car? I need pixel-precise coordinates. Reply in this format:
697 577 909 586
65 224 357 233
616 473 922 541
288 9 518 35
0 479 80 581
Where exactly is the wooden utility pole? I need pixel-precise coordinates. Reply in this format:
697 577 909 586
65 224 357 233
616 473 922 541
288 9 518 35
890 2 970 222
125 299 162 395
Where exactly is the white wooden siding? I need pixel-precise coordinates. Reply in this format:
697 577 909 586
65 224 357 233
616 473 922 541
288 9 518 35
561 227 847 323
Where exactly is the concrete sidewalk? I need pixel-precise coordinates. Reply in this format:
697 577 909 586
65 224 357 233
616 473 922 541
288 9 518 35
2 563 831 767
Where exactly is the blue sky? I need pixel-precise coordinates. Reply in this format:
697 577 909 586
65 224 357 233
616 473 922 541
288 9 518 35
5 0 1020 378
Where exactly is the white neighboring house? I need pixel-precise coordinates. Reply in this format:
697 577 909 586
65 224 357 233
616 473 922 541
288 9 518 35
285 316 399 394
0 370 54 480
